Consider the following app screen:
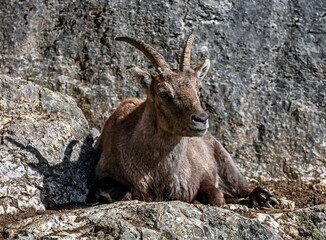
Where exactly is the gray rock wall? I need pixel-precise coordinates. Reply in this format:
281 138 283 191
1 0 325 180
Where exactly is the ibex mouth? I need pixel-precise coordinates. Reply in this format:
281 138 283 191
190 127 207 132
189 121 209 136
189 127 208 136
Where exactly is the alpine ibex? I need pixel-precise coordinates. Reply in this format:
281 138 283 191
93 35 278 208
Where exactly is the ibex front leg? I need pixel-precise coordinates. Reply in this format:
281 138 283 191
197 176 225 206
87 177 132 205
214 140 278 208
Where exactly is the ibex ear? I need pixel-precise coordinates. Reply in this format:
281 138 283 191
133 67 152 91
193 59 210 81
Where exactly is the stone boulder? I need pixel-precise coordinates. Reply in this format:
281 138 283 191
1 201 282 239
0 75 96 213
2 201 326 240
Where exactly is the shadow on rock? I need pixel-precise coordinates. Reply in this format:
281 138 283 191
5 136 99 210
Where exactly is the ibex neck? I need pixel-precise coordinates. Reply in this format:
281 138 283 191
136 100 189 162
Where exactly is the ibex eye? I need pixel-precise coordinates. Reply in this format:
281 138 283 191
158 92 168 98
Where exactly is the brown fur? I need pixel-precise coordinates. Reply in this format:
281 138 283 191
93 36 278 208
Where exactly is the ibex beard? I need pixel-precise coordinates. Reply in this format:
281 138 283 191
92 35 278 208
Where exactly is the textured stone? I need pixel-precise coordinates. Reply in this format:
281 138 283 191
2 201 326 240
2 201 282 239
254 204 326 240
0 0 325 181
0 75 96 212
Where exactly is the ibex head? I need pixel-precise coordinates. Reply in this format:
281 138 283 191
116 35 211 137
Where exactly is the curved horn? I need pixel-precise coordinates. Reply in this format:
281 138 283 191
116 37 170 74
180 34 195 71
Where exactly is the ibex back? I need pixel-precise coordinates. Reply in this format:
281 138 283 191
93 35 278 207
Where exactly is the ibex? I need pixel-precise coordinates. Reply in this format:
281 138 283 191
93 35 278 208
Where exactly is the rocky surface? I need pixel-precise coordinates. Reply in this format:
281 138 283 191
0 0 325 181
2 201 326 240
1 201 282 239
0 75 97 213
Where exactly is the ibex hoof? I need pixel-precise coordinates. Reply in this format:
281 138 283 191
249 187 279 208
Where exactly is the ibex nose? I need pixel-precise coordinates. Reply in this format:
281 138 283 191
191 112 209 124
